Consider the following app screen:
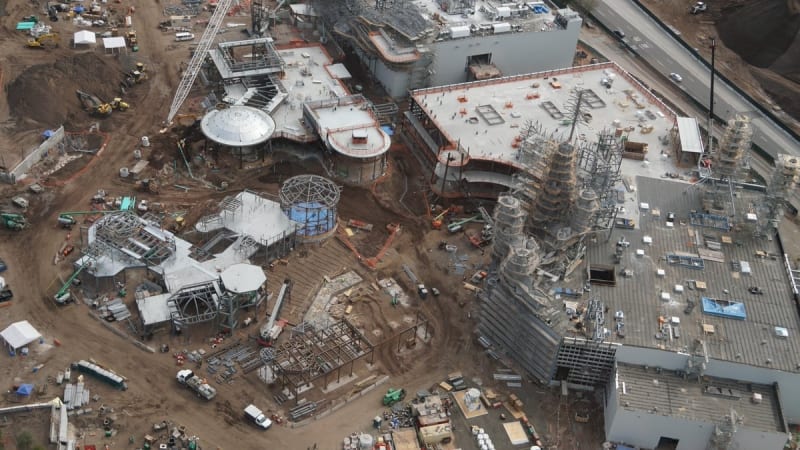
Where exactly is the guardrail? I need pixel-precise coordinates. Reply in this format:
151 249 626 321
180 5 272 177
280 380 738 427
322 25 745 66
626 0 800 158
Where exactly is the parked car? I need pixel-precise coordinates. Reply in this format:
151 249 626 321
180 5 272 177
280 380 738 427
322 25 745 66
669 73 683 83
0 289 13 306
613 29 625 39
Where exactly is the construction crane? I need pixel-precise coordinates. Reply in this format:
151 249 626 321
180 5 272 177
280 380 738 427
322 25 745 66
165 0 235 125
258 279 292 346
54 260 92 304
431 207 451 230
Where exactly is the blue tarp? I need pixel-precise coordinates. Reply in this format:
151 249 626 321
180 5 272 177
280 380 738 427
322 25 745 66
73 5 85 13
16 384 34 396
702 297 747 320
381 125 395 136
42 130 55 139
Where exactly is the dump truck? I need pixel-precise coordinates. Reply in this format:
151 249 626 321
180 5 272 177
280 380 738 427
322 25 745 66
176 369 216 400
382 388 406 406
1 213 26 231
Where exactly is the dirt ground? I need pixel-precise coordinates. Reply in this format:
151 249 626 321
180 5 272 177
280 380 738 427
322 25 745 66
0 2 605 450
640 0 800 134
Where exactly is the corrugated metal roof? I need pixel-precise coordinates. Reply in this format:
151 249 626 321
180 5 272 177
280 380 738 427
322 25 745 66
587 177 800 372
615 363 784 432
676 116 704 153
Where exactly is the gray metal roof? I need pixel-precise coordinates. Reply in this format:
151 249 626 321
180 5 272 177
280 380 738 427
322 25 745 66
614 363 785 433
200 106 275 147
676 116 704 154
220 263 266 294
586 176 800 372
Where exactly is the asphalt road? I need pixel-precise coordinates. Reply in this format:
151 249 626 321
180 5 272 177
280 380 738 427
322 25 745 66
591 0 800 163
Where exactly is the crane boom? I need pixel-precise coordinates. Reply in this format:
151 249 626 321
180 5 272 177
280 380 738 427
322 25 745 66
166 0 235 124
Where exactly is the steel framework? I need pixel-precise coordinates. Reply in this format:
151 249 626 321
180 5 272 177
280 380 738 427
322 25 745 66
262 314 429 403
167 280 222 329
279 175 341 241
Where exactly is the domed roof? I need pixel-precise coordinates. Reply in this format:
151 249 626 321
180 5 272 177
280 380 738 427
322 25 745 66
200 106 275 147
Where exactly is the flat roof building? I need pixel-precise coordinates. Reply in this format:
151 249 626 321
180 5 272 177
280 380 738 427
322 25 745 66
314 0 582 97
404 62 677 199
606 363 788 450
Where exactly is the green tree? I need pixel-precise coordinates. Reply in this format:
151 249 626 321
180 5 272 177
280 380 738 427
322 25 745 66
16 431 33 450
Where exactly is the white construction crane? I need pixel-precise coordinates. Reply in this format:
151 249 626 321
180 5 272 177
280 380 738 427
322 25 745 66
165 0 235 124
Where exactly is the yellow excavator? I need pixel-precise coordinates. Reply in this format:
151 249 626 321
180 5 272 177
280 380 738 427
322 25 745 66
27 33 60 49
76 90 123 117
110 98 130 111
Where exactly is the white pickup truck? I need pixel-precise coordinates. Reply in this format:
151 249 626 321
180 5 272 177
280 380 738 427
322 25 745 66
244 404 272 429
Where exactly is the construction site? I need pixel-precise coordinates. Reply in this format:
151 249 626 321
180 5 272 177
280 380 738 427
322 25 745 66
0 0 800 448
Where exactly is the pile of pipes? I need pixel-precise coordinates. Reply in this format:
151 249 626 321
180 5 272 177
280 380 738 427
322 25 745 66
63 382 89 410
100 298 131 321
289 401 317 421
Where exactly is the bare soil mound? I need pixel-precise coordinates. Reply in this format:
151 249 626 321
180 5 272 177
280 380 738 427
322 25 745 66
717 0 800 118
7 52 123 128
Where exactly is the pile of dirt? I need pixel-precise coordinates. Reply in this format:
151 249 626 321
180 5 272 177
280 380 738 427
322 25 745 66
7 52 124 128
717 0 800 118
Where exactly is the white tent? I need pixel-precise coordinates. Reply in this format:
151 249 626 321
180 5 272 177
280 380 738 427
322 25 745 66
73 30 97 46
0 320 41 351
102 36 127 54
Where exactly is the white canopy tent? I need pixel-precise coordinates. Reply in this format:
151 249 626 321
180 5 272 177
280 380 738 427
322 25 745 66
73 30 97 46
0 320 41 351
102 36 127 54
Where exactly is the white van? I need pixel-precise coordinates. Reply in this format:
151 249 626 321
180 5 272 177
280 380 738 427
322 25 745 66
244 404 272 429
175 32 195 42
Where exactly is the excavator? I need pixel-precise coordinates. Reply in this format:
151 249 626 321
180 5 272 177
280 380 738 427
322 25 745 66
1 213 26 231
76 90 112 117
26 33 59 49
76 91 128 117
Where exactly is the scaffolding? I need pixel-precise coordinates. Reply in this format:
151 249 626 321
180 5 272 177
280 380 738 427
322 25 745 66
529 142 578 229
759 154 800 236
702 115 753 218
491 194 527 263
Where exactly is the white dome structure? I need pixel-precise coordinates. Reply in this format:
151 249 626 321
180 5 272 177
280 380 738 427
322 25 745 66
200 105 276 147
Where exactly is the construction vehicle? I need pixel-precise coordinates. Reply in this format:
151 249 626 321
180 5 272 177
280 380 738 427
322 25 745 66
176 369 216 400
126 30 138 50
57 210 117 229
347 219 373 232
447 215 480 234
431 207 452 230
110 98 130 111
26 33 59 48
690 1 707 14
382 388 406 406
54 260 91 304
259 279 292 346
76 91 112 117
2 213 26 231
614 217 635 229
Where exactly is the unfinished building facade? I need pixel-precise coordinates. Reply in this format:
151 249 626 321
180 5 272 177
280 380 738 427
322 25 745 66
313 0 581 97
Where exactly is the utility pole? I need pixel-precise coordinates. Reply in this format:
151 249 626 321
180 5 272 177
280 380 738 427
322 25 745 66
707 37 716 159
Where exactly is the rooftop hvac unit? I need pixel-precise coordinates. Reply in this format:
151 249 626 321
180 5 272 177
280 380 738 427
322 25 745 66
751 392 762 404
